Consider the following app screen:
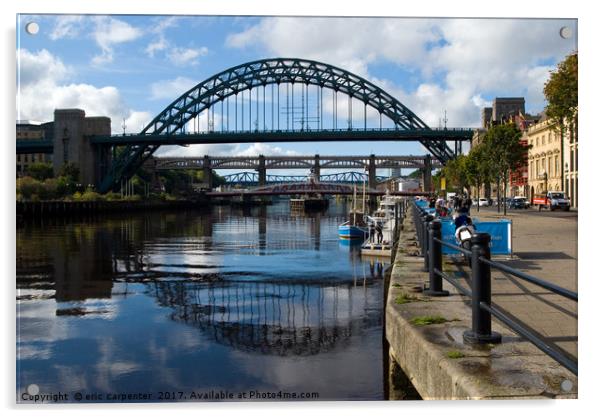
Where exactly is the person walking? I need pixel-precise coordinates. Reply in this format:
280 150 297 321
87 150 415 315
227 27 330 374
375 222 383 244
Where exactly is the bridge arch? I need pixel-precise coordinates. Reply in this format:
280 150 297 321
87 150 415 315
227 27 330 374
100 58 455 192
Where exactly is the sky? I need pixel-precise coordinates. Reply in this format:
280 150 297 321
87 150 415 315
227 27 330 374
16 15 577 173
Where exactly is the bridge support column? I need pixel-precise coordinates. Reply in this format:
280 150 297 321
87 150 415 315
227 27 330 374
52 109 111 189
368 154 377 190
313 154 321 179
422 155 432 193
203 155 213 189
368 154 377 207
257 155 267 186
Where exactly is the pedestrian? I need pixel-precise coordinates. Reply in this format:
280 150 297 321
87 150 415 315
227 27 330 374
369 221 375 243
375 222 383 244
429 196 436 208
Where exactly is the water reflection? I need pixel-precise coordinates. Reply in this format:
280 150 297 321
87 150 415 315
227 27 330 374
151 280 382 356
17 200 386 401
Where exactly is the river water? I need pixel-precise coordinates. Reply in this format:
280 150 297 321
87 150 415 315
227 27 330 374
17 200 386 402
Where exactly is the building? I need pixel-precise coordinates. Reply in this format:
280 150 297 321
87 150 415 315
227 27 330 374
52 109 111 186
17 109 112 187
492 97 525 125
526 115 563 198
481 98 525 128
564 119 578 208
481 107 492 129
16 121 53 176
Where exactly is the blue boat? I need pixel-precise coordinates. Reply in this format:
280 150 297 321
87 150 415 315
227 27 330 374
338 222 367 239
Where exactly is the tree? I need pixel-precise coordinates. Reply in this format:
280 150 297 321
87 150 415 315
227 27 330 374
464 143 492 212
58 162 80 182
441 154 471 194
482 123 530 215
26 162 53 181
544 52 577 192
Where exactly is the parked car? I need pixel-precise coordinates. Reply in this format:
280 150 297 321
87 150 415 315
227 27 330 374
509 197 529 209
477 198 489 207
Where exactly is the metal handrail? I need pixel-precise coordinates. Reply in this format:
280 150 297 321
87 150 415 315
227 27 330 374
479 256 578 302
410 200 578 375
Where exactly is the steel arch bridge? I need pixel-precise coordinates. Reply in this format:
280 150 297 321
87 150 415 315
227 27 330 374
97 58 472 192
221 171 388 186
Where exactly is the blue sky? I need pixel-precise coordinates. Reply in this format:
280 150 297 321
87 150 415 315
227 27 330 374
16 15 577 173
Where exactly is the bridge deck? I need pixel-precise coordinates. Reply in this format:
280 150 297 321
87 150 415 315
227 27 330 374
91 127 474 146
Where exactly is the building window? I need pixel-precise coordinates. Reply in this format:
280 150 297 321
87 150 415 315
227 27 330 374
548 156 552 175
536 160 540 176
570 149 574 172
555 155 559 177
548 133 551 143
536 137 539 146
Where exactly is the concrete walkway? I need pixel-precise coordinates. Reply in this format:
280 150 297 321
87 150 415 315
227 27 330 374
466 207 577 358
385 211 578 399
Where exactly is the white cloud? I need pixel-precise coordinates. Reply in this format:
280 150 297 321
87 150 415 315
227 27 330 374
49 16 142 65
226 17 576 127
49 16 84 40
145 37 168 58
17 48 68 87
145 17 180 57
91 17 143 65
150 77 197 100
17 49 149 134
166 46 209 67
156 143 299 159
234 143 300 157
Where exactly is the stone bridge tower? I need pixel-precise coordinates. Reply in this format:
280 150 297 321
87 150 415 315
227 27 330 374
52 109 111 188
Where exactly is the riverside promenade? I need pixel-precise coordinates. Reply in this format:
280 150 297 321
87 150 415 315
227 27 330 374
385 207 577 400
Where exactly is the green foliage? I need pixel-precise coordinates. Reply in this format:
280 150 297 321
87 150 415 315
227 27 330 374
441 154 471 193
58 162 80 182
72 186 103 201
407 169 422 179
410 315 449 326
544 52 577 133
446 350 465 359
16 177 40 200
395 293 420 304
26 162 53 181
104 192 122 201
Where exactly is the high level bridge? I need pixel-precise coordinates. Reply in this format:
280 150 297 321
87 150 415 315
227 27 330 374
152 154 441 189
16 58 473 192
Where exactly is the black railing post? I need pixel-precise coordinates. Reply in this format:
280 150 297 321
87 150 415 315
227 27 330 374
422 214 433 271
424 220 449 296
417 212 425 255
463 233 502 344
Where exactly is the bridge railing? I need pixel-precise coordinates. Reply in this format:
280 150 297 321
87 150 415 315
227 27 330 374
411 201 577 375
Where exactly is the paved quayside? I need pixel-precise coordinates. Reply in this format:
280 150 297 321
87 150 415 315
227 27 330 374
385 212 577 400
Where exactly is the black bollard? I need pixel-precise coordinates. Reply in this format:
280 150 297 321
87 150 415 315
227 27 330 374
424 220 449 296
463 233 502 344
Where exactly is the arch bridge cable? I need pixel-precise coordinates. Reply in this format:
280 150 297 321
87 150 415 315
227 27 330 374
97 58 468 193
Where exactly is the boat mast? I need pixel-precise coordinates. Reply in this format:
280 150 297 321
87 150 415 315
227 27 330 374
362 174 366 214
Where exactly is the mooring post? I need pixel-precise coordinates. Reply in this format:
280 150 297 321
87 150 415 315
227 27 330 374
463 233 502 344
424 220 449 296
